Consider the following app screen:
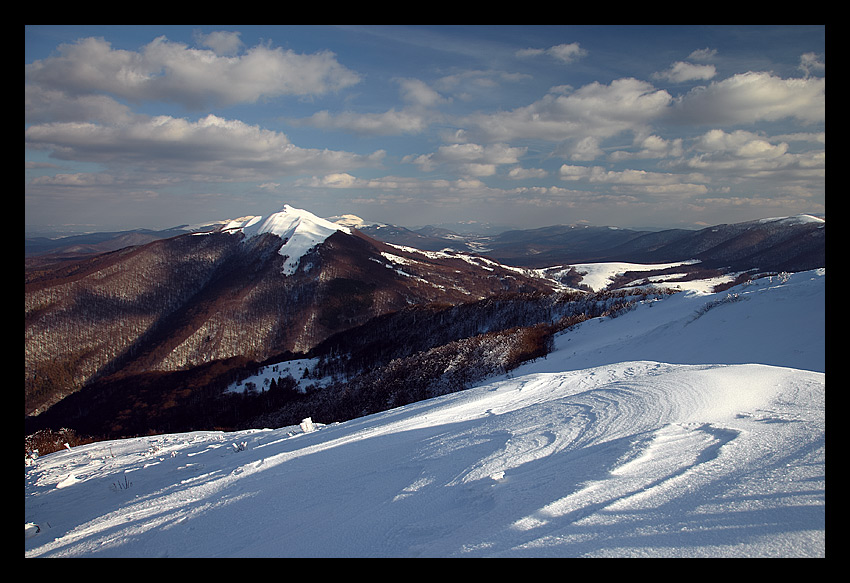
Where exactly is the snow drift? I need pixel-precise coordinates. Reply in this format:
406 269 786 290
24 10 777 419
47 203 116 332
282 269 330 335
25 270 825 557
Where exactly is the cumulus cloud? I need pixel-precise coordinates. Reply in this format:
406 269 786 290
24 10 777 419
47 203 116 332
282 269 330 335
25 27 825 230
670 128 822 177
508 166 548 180
25 114 384 179
461 78 672 144
671 71 824 125
411 142 527 176
25 84 137 125
559 164 707 189
25 35 361 109
609 134 684 161
657 129 825 195
293 78 446 136
693 129 789 159
194 30 243 56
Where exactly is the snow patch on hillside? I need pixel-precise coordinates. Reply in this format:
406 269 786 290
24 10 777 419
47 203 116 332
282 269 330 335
550 260 700 292
756 214 824 226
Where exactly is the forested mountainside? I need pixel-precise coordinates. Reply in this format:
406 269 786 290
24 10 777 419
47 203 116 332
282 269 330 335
25 284 668 441
25 223 554 423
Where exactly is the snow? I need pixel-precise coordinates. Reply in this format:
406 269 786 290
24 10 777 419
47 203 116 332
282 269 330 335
547 260 701 292
756 214 825 226
225 357 333 395
25 269 825 557
224 205 351 275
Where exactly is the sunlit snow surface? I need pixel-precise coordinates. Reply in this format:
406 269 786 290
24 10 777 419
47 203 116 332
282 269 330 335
25 270 825 557
217 205 351 275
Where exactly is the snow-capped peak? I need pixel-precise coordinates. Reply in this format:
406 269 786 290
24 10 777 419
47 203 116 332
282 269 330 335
230 205 351 275
756 214 825 226
254 205 350 239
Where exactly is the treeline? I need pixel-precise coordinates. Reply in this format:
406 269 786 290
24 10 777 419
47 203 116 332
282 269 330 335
305 287 669 381
238 287 673 430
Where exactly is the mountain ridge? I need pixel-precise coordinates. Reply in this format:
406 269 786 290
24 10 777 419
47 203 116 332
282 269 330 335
25 205 825 442
25 206 556 423
27 210 825 276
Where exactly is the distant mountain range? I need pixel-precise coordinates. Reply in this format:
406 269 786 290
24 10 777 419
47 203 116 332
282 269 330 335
359 214 825 274
27 211 825 275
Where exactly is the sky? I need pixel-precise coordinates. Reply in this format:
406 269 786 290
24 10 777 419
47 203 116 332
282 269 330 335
25 25 825 235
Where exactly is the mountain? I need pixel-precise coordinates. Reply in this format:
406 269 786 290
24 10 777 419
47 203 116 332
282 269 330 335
24 269 825 557
24 206 826 442
25 228 189 257
358 223 480 253
25 205 556 423
27 212 825 276
361 214 825 274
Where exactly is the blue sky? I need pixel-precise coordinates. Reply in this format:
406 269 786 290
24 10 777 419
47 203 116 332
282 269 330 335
25 25 825 234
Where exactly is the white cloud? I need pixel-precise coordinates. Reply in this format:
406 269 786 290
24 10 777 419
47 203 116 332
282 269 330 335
508 166 548 179
516 42 587 64
411 142 527 176
672 71 824 125
30 172 117 187
687 48 717 61
194 30 243 56
565 136 604 161
294 78 445 136
462 78 672 143
397 78 447 108
799 52 825 77
662 129 825 190
609 134 684 161
314 173 359 188
559 164 706 187
25 85 137 125
558 164 709 198
693 129 788 159
25 36 361 109
300 109 430 136
653 61 716 83
25 114 383 179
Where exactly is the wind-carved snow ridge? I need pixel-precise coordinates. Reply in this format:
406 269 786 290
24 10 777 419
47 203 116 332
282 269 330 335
228 205 351 275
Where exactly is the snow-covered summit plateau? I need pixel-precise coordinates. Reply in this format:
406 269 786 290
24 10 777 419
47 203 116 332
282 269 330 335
25 269 825 557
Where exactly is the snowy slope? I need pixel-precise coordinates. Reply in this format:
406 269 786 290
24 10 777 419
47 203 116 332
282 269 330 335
24 270 825 558
221 205 351 275
545 260 701 292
